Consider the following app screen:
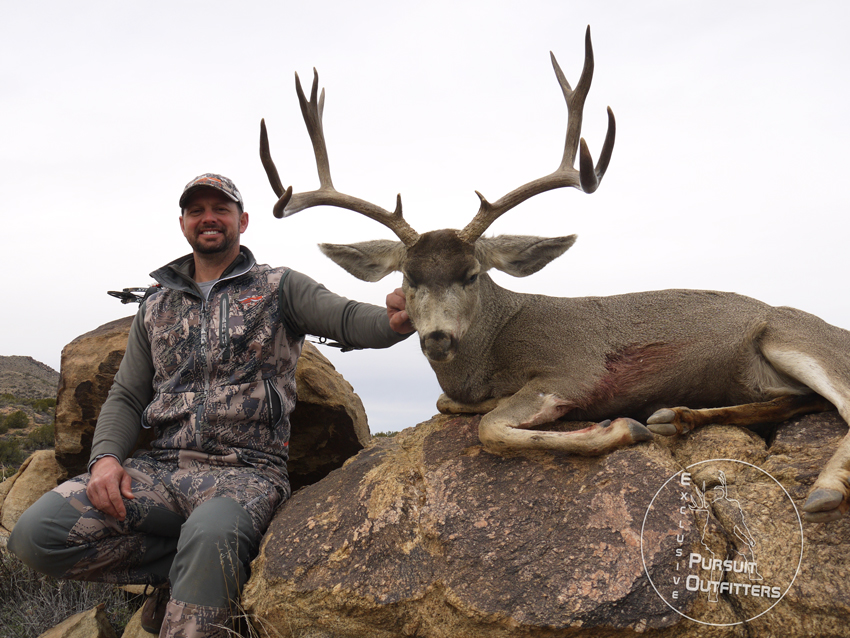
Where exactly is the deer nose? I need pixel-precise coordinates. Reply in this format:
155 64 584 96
421 330 457 362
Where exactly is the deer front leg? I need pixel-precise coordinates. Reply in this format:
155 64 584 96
477 386 653 456
437 393 502 415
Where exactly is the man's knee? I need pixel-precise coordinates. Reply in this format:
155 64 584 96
170 497 259 608
179 497 259 555
7 490 84 578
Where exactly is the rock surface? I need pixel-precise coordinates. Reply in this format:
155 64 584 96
119 606 156 638
36 604 117 638
289 342 370 491
51 315 369 488
0 449 67 538
243 411 850 638
54 316 137 477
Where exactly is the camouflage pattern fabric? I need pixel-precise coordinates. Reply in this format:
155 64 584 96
142 260 300 497
179 173 244 210
53 454 282 585
161 599 233 638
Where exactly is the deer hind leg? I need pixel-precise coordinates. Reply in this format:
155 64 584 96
762 347 850 522
477 385 653 456
646 394 834 436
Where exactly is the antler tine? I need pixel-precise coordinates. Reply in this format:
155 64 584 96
553 26 594 170
259 69 420 246
259 119 293 218
296 69 334 191
458 26 616 244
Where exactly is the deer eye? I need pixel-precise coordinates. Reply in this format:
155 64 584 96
465 273 478 286
404 274 418 289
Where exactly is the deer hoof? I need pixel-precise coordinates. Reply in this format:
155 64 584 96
803 488 845 515
646 409 680 436
609 417 653 443
628 420 654 442
803 508 844 523
647 408 675 424
647 422 678 436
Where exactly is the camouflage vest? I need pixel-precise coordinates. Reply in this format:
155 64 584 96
142 257 301 491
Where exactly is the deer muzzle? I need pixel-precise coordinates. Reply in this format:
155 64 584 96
420 330 458 362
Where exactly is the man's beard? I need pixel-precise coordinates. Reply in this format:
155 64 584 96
189 228 238 255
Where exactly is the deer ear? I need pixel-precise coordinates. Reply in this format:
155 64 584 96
319 240 406 282
475 235 577 277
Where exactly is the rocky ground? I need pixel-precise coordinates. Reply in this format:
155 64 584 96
0 356 59 400
0 356 58 476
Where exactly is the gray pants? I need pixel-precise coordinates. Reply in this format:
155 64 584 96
8 454 284 638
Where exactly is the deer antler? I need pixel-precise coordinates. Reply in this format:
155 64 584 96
260 69 420 247
458 26 616 243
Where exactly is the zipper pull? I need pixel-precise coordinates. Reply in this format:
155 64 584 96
220 295 231 361
200 300 207 347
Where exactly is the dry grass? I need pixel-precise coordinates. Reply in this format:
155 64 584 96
0 547 143 638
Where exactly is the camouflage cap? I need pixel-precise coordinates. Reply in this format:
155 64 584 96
179 173 244 210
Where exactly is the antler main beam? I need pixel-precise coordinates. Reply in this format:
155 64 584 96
458 26 616 244
260 69 420 247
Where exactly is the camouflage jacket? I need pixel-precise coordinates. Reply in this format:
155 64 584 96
91 246 407 494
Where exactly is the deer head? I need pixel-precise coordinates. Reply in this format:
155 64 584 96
260 27 614 363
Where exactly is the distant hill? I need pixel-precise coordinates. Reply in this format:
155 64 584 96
0 355 60 399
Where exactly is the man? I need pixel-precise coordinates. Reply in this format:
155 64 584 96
9 173 413 637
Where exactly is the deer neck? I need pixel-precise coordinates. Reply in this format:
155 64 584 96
426 274 523 402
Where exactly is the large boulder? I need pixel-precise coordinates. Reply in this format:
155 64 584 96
0 450 67 539
289 342 370 491
243 411 850 638
54 316 138 477
52 316 369 488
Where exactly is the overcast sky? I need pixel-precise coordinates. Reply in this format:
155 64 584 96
2 2 848 433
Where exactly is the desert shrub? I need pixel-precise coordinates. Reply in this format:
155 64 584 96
0 549 143 638
26 422 54 449
0 439 25 465
5 411 28 430
372 431 399 438
0 438 25 478
0 393 16 405
0 418 7 435
25 398 56 413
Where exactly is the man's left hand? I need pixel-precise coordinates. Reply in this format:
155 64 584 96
387 288 414 334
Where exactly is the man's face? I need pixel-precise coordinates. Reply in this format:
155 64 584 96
179 188 249 256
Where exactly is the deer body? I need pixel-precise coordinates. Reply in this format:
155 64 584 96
429 278 788 416
260 27 850 522
430 275 846 420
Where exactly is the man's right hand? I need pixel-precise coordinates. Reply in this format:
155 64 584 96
386 288 414 334
86 456 134 521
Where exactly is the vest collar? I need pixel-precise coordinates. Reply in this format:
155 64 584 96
150 246 257 296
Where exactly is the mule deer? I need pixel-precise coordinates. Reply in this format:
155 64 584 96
259 27 850 523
